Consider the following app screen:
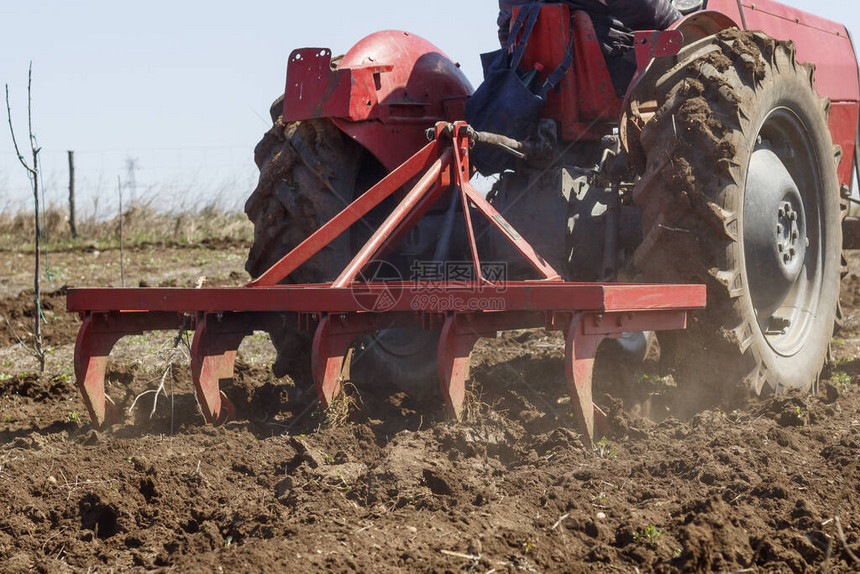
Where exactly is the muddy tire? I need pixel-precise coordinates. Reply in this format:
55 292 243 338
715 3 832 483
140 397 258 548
244 115 362 383
628 30 843 399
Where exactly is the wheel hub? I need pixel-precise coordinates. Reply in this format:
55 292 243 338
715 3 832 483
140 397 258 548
744 148 807 321
775 199 806 276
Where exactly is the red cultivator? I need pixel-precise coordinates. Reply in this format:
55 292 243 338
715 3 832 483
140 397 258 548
68 122 704 446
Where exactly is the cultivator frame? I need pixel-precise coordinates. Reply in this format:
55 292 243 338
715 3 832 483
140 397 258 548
67 122 705 446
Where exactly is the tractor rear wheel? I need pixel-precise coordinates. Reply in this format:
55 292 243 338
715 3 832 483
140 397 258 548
628 30 843 401
245 106 440 394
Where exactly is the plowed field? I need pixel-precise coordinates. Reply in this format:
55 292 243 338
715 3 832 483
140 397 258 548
1 243 858 572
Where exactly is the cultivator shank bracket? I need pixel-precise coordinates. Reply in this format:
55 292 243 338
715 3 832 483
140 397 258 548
68 122 705 446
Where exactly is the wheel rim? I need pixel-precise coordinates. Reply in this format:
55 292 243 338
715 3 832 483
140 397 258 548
743 108 824 357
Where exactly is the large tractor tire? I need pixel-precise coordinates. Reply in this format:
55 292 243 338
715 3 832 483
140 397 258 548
245 113 361 383
245 102 439 393
628 30 843 400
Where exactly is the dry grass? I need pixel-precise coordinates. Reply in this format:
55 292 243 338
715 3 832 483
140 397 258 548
0 202 252 251
317 383 362 430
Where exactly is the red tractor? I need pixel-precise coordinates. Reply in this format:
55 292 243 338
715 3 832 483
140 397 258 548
68 0 860 442
246 0 858 398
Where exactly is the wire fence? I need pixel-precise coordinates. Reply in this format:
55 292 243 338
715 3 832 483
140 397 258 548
0 145 258 218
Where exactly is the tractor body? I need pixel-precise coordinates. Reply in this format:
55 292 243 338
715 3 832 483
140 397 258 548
282 1 859 190
67 0 860 438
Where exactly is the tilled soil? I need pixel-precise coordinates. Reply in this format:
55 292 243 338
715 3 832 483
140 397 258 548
0 244 858 573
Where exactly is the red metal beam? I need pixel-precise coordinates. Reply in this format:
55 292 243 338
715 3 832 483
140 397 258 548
68 283 705 315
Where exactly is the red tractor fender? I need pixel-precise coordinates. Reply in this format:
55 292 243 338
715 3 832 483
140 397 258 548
282 31 473 171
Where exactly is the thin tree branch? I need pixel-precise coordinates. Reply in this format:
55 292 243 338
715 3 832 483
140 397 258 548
5 84 36 176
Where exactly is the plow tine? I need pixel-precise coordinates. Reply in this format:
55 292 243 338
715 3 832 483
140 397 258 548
74 314 122 428
437 315 483 420
190 314 247 425
564 314 605 448
311 316 354 409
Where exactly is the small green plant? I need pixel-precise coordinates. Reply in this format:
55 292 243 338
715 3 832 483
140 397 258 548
521 537 536 554
0 373 12 381
832 371 852 387
634 525 664 547
67 410 79 423
336 471 352 492
594 437 618 460
224 535 233 548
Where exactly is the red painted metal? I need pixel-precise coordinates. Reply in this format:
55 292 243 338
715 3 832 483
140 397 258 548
516 5 624 142
311 312 418 408
828 102 860 190
68 126 706 443
283 31 473 171
570 11 624 127
739 0 859 100
696 1 744 28
68 283 706 316
74 315 122 429
733 0 860 187
284 48 393 122
437 316 487 420
312 316 353 408
460 178 561 281
564 314 603 447
190 314 247 425
633 30 684 70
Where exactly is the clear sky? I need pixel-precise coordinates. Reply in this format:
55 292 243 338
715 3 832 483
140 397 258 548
0 1 858 215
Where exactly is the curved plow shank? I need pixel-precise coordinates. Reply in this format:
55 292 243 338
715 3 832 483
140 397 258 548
74 315 122 428
437 316 484 420
312 312 418 409
190 314 250 425
564 314 606 448
312 316 354 408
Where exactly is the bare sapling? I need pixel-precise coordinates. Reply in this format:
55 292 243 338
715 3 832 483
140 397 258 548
5 62 46 371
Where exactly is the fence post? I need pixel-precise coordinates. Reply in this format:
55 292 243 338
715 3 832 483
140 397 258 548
68 150 77 238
